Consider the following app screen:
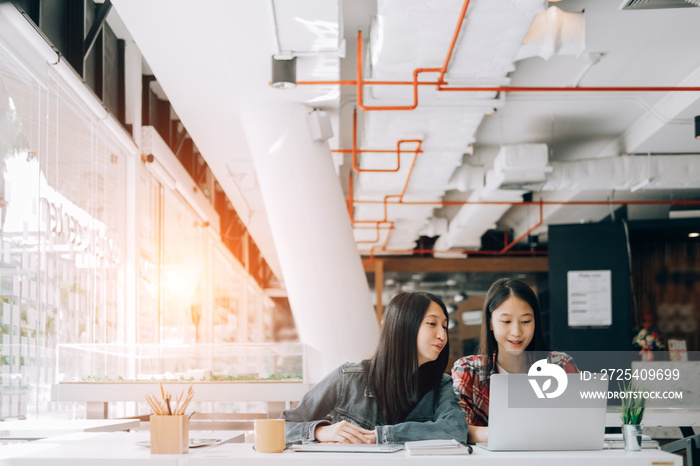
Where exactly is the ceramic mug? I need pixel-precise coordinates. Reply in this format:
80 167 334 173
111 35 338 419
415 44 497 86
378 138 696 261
254 419 286 453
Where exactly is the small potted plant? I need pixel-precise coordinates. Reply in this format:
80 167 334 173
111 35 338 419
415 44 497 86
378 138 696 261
620 380 646 451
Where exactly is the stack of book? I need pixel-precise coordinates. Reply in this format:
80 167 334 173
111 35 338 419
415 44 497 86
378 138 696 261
404 439 473 455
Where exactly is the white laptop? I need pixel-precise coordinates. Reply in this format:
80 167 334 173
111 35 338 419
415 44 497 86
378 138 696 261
479 373 608 451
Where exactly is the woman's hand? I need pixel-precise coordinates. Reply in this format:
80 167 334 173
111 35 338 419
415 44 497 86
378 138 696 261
315 420 376 444
467 425 488 444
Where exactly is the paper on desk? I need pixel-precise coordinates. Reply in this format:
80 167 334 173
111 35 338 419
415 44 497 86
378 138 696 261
404 439 461 448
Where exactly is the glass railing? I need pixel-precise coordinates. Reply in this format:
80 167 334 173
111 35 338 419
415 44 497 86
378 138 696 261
55 343 305 383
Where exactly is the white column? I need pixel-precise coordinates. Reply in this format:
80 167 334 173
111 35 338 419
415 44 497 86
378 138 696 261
241 102 379 382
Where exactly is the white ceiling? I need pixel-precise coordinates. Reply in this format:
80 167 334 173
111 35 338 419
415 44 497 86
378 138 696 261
110 0 700 286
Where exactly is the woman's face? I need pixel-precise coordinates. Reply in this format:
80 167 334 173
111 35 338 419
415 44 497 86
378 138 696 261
490 295 535 357
416 301 448 366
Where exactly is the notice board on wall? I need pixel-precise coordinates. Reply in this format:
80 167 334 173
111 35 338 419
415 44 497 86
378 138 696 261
548 222 630 353
567 270 612 327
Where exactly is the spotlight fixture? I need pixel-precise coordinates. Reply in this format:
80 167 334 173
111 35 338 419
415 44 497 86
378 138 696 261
695 115 700 139
690 232 699 238
454 291 468 303
271 56 297 89
446 303 458 315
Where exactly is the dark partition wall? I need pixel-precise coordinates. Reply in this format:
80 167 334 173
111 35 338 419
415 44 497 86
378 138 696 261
548 222 632 361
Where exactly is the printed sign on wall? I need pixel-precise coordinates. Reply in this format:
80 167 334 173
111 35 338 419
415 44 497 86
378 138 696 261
567 270 612 327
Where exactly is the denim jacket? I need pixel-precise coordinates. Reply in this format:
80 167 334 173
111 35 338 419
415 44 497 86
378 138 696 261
281 362 468 445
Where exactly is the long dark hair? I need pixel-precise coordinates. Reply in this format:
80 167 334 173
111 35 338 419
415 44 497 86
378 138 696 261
364 291 450 425
479 278 549 384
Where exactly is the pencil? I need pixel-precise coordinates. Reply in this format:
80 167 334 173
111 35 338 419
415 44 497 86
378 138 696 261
146 394 163 415
144 395 157 414
175 389 184 415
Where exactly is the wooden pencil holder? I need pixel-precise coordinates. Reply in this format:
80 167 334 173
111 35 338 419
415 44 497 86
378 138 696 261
150 415 189 454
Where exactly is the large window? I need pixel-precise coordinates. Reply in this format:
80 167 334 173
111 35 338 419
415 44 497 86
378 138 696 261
0 36 277 420
137 169 160 344
0 45 128 418
212 244 245 343
161 189 207 344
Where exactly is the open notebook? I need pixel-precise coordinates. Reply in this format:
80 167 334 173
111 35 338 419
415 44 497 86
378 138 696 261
289 443 404 453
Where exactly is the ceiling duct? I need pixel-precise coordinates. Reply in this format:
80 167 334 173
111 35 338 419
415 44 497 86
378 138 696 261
620 0 700 10
515 6 586 61
486 143 552 190
355 0 546 254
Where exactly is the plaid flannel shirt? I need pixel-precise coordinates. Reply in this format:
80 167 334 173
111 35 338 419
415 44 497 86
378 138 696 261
451 352 579 426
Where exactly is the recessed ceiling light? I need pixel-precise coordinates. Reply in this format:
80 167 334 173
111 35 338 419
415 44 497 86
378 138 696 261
689 232 700 238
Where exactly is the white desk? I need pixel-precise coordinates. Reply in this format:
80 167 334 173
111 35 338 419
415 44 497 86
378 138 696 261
0 419 140 440
192 443 682 466
0 435 682 466
0 430 245 465
606 407 700 427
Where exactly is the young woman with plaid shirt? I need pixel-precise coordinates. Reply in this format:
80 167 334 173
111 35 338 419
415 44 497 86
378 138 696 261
451 278 578 444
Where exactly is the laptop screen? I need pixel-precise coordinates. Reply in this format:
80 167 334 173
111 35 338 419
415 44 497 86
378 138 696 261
484 374 608 451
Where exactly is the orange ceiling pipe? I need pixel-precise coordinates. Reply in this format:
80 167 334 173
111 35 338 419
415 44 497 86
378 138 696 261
499 199 543 254
353 224 395 230
356 222 393 244
331 108 424 173
352 148 421 232
298 0 700 109
362 248 548 257
351 199 700 207
347 171 391 245
357 194 700 263
347 139 424 247
338 109 423 246
437 85 700 92
345 151 399 245
435 0 472 88
355 30 442 111
364 199 544 259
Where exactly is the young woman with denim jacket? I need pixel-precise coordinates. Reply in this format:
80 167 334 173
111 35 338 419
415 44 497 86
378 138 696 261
281 291 468 445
